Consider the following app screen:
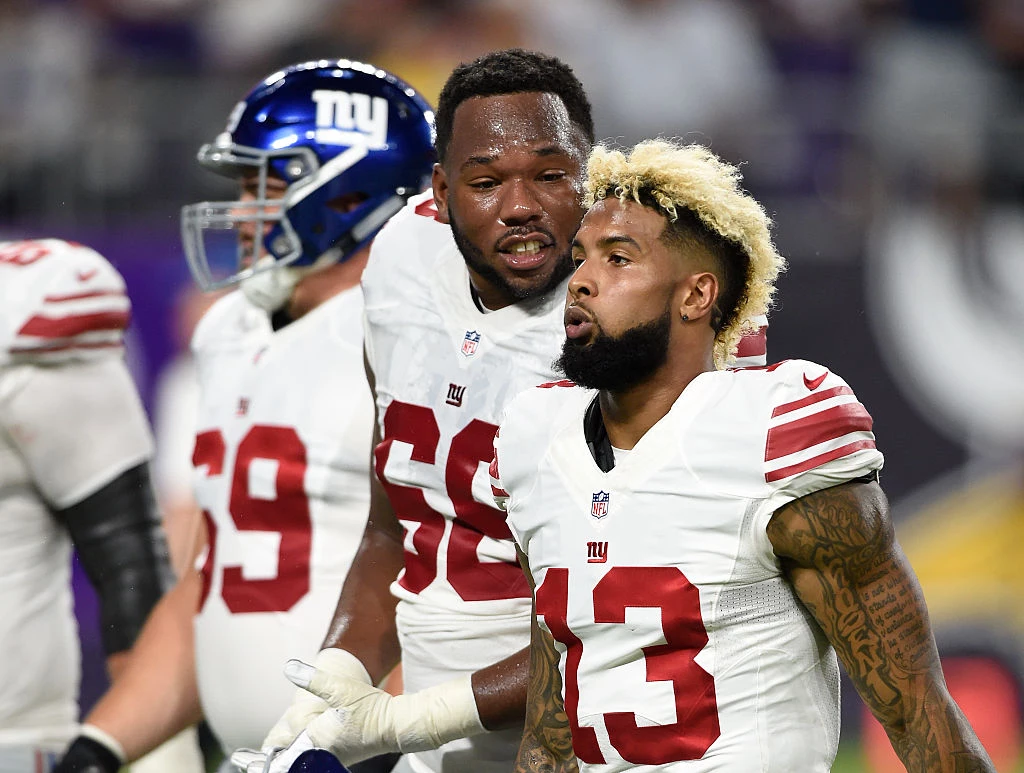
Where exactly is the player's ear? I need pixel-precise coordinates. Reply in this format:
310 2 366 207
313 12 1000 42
432 163 451 224
677 271 719 324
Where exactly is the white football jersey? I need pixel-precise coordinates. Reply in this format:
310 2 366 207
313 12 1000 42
190 287 373 753
362 192 568 771
0 239 151 748
494 360 884 772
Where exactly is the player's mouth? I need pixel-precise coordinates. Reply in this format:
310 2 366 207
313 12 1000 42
564 304 595 340
496 233 555 271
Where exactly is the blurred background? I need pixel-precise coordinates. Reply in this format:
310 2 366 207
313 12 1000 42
1 0 1021 769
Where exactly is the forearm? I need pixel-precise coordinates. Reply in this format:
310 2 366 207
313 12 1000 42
320 520 404 684
770 482 995 773
514 726 579 773
879 679 995 773
513 618 577 773
472 646 529 730
85 571 203 761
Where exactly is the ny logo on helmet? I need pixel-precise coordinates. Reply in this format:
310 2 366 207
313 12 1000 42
313 90 389 149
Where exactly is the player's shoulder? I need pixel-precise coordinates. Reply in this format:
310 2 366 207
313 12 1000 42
501 380 589 445
0 239 130 365
714 358 881 490
364 190 451 287
190 289 257 356
728 357 855 408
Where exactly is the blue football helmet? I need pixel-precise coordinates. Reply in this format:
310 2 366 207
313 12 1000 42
181 59 436 293
286 749 350 773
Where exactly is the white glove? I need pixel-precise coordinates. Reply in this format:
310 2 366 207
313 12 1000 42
256 648 486 768
261 685 331 751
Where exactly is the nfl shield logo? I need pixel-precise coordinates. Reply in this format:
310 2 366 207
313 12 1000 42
461 330 481 357
591 491 610 519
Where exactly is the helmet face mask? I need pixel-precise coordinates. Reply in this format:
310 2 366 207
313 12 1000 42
181 60 436 295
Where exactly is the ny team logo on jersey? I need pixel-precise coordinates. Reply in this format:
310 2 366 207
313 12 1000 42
445 383 466 407
591 491 610 519
586 541 608 563
461 330 481 357
312 89 389 149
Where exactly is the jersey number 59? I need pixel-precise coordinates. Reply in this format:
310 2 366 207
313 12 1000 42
192 425 311 613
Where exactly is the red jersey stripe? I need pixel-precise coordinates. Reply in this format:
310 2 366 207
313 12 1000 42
735 326 767 358
772 385 854 418
765 439 877 482
537 379 575 389
9 341 122 356
17 310 129 339
43 289 126 303
414 199 443 222
491 483 510 499
766 402 873 462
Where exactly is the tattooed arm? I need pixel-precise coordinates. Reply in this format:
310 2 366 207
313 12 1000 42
767 480 994 773
514 549 579 773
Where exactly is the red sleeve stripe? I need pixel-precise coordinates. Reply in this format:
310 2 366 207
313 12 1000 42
537 379 575 389
766 402 873 462
17 310 130 339
488 447 510 497
772 385 853 418
765 439 877 482
44 289 126 303
10 340 122 356
735 326 767 358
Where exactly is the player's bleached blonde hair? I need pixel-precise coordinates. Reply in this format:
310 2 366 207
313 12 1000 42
585 139 786 367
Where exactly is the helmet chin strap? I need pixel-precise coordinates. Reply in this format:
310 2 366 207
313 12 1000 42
240 256 305 312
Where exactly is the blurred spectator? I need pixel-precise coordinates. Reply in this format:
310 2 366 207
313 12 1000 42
523 0 779 159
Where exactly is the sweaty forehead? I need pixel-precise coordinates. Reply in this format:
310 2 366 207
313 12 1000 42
447 92 584 163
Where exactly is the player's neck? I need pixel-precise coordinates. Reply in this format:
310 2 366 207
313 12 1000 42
599 353 715 449
285 249 368 320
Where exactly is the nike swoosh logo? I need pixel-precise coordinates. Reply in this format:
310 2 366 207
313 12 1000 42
804 371 828 391
76 269 98 282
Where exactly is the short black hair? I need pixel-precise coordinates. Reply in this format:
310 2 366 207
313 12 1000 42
434 48 595 163
635 193 750 335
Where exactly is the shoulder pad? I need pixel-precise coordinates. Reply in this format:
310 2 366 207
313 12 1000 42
190 290 258 357
0 239 130 365
761 360 880 485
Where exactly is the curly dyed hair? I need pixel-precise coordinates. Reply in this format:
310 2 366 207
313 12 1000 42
434 49 594 163
586 140 786 367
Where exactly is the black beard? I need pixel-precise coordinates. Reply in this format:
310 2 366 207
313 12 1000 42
556 307 673 391
448 199 573 303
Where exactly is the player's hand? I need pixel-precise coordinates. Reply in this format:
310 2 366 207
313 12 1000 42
262 685 331 750
261 649 372 753
53 725 125 773
266 650 486 767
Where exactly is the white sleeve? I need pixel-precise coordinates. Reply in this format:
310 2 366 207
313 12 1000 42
757 362 884 519
0 356 154 508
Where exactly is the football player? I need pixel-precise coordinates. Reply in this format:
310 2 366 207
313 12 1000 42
0 239 190 770
492 139 995 771
54 61 436 773
251 51 769 773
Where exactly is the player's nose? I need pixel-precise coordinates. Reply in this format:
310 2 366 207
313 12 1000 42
498 179 542 227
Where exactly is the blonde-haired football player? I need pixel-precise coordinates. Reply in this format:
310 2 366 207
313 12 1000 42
493 139 995 772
